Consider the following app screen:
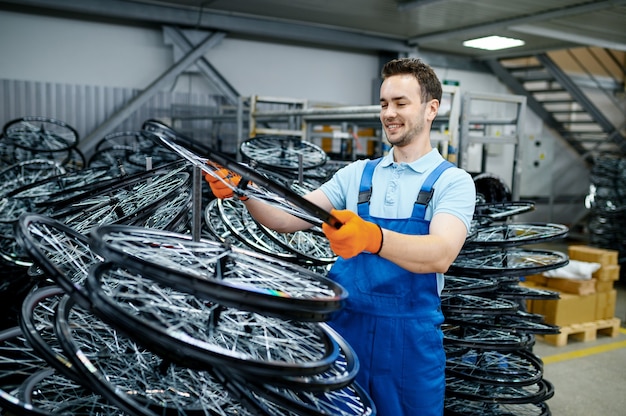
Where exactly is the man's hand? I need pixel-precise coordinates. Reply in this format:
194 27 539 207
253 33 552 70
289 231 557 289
204 167 247 200
322 209 383 259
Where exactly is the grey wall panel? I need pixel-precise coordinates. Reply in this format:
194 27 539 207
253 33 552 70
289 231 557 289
0 79 231 156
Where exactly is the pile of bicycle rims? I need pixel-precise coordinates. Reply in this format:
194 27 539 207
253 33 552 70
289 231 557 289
442 200 570 416
1 213 376 416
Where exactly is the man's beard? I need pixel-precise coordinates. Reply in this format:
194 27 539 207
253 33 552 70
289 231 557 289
387 121 425 148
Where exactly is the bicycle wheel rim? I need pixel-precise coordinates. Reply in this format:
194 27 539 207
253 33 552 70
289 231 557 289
19 285 81 382
89 225 346 320
15 213 101 309
446 377 553 405
446 348 544 386
449 248 569 278
3 116 79 151
444 397 551 416
465 222 569 247
86 262 340 378
239 135 328 171
255 323 359 392
142 120 342 229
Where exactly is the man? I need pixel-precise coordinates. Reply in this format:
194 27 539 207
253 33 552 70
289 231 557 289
207 57 475 415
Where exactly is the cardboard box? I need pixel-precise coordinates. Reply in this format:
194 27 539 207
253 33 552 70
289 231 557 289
545 277 596 295
593 264 620 282
532 291 597 326
595 280 615 293
595 290 617 320
568 245 618 266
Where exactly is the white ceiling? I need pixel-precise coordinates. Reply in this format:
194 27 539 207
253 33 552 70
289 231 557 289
2 0 625 59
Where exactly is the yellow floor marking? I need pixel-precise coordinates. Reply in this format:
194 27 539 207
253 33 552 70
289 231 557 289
542 327 626 365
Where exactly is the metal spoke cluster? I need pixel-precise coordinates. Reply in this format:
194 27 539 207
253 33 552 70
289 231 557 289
240 135 328 170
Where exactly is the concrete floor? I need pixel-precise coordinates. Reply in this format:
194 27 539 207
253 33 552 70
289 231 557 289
532 281 626 416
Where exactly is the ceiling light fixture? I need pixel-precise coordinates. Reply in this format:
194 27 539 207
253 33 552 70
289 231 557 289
463 35 525 51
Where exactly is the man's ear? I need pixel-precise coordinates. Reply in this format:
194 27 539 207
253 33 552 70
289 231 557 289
426 99 440 122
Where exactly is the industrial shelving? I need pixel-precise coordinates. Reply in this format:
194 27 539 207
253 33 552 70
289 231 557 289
458 92 527 200
247 84 461 161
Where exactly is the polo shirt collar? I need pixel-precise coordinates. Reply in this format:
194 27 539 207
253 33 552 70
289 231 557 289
379 148 441 173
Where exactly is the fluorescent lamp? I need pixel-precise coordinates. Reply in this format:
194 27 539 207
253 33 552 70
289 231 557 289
463 35 525 51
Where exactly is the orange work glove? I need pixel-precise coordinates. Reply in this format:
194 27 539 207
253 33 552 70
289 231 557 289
322 209 383 259
204 168 248 200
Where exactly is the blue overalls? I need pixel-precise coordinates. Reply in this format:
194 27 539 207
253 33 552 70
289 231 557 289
328 158 454 416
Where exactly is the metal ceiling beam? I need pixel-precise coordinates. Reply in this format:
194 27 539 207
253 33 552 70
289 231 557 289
396 0 446 12
163 26 240 106
0 0 411 53
510 24 626 52
408 0 626 45
80 31 226 156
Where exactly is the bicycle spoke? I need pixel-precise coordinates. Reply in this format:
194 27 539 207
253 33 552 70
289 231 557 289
203 198 252 248
52 169 190 234
252 381 374 416
442 276 499 295
473 201 535 225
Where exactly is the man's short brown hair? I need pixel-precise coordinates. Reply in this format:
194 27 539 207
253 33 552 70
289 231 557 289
381 58 442 103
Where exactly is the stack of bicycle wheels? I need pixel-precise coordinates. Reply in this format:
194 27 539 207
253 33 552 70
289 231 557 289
586 156 626 265
442 200 569 416
6 213 375 415
2 116 84 171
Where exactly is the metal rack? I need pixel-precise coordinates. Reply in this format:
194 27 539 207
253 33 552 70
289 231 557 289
458 92 527 200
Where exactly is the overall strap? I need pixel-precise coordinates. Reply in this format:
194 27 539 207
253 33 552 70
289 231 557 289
411 160 455 220
357 157 382 217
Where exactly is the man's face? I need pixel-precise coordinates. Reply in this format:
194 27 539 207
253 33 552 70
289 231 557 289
379 74 435 147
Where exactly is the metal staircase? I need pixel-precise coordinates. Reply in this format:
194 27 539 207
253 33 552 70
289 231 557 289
485 48 626 162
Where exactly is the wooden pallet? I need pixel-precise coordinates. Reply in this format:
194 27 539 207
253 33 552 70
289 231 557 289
540 317 622 347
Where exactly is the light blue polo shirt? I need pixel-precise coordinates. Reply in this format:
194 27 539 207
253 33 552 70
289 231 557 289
319 148 476 294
